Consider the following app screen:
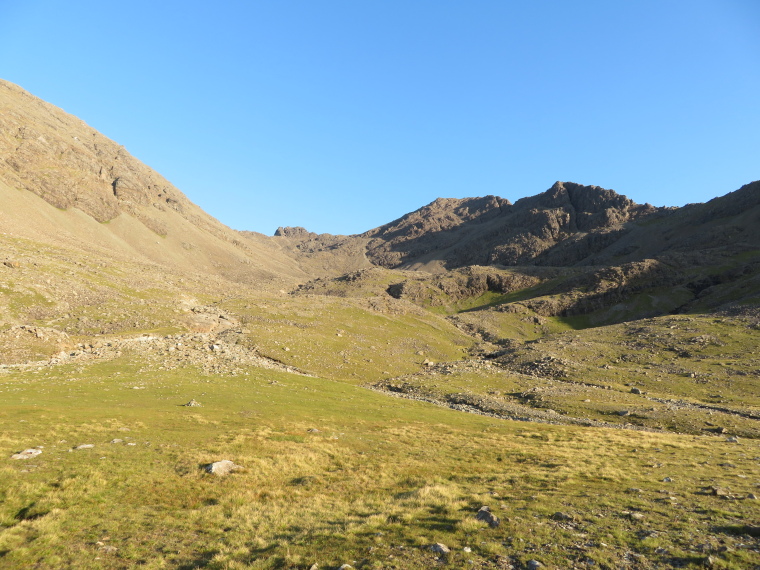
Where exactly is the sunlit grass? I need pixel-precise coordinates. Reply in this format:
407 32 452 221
1 356 758 569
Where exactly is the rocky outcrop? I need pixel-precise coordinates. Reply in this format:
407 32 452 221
362 195 510 267
274 226 315 238
361 182 661 269
386 266 543 305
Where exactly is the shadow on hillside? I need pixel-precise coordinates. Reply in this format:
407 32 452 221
176 549 217 569
712 524 760 537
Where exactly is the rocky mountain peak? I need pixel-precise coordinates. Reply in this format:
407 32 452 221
274 226 318 239
529 181 637 215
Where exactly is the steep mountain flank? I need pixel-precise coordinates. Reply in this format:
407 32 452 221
362 182 661 270
0 79 305 288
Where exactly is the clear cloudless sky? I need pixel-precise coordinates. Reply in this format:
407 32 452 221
1 1 758 235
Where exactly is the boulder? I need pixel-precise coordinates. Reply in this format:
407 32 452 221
204 460 242 476
475 505 500 528
551 511 575 522
10 448 41 460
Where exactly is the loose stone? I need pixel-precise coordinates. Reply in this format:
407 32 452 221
476 505 501 527
204 460 242 476
10 448 41 460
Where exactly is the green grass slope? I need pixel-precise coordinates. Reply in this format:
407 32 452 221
2 355 759 569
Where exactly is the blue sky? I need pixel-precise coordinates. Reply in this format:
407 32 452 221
1 1 758 235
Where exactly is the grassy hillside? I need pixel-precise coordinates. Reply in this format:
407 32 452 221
2 353 759 569
2 78 759 569
2 225 759 568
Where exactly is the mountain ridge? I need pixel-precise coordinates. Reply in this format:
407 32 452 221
2 77 759 322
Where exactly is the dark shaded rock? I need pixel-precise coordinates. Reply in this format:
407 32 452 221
475 505 500 528
551 511 575 522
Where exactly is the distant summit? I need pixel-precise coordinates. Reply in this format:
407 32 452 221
274 226 314 238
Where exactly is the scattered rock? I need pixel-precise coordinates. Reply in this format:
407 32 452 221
430 543 450 554
10 448 41 460
747 493 757 500
476 505 501 527
204 460 242 476
662 477 673 483
338 565 353 570
629 512 645 521
726 436 739 443
307 428 320 433
98 544 118 554
109 439 124 444
617 410 631 416
551 511 575 522
711 487 729 497
527 560 544 569
630 387 642 394
183 399 201 407
309 565 318 570
463 546 472 552
75 444 95 450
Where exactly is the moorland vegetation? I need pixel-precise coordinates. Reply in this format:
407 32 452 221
1 78 758 569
